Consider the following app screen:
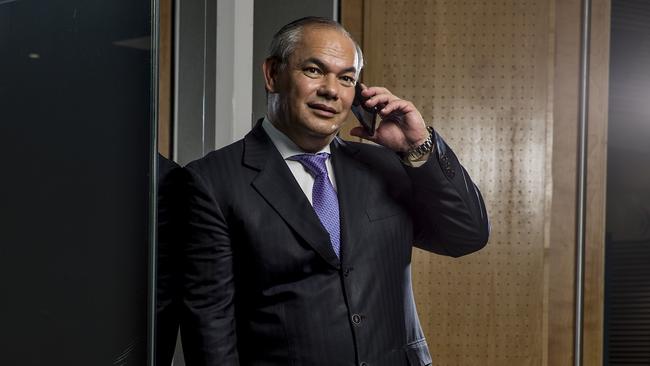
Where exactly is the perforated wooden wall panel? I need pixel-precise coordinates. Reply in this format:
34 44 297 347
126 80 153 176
360 1 553 365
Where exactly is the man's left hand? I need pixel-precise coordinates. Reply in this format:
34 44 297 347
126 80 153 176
349 85 429 152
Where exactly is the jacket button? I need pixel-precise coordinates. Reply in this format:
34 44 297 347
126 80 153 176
352 313 362 325
446 167 455 179
343 267 353 277
360 362 368 366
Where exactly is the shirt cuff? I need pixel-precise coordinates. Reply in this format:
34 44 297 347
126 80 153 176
400 152 431 168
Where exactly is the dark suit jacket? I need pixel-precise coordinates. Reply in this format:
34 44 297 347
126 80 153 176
180 121 489 366
156 154 184 366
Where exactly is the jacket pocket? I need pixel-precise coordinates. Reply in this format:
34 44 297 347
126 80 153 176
365 202 403 222
404 338 432 366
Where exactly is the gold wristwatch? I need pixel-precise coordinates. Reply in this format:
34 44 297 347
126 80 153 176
401 126 435 164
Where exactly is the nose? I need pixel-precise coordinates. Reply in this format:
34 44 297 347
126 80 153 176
316 74 339 101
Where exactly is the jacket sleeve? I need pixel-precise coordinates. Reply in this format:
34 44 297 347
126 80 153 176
179 165 240 365
405 130 490 257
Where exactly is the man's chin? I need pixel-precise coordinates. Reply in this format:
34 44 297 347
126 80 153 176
307 121 343 138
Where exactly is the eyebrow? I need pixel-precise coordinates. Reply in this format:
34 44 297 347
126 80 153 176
302 57 357 75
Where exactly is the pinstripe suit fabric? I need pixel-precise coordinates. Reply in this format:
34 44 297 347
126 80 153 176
180 121 489 366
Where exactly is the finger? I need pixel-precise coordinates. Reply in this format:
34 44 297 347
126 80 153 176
349 126 378 141
361 86 392 98
365 93 400 109
379 99 416 118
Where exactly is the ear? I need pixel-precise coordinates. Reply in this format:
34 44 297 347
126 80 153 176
263 57 281 93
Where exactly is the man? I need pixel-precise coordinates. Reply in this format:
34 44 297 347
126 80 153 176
181 17 489 366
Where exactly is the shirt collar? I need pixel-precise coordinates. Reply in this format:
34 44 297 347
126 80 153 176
262 117 332 159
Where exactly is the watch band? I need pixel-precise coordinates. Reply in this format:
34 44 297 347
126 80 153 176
403 126 435 162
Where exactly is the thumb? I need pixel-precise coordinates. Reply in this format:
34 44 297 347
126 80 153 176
349 126 376 141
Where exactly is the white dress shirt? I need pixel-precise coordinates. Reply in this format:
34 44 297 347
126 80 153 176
262 117 338 206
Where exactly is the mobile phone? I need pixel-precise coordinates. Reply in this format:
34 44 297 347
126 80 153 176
351 83 378 135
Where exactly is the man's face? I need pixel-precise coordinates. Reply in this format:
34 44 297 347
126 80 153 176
267 26 358 141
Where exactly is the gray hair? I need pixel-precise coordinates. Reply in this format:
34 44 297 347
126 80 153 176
268 16 364 77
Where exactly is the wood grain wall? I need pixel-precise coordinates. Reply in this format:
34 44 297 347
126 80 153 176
341 0 610 364
583 0 609 363
158 0 173 158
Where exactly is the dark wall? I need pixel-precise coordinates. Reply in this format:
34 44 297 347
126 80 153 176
0 0 152 364
605 0 650 364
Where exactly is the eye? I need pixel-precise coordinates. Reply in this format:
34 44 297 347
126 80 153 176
303 67 322 77
339 75 356 86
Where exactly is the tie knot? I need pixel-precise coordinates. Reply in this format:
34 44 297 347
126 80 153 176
290 152 329 177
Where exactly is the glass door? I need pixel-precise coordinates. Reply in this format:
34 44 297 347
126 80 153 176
0 0 156 364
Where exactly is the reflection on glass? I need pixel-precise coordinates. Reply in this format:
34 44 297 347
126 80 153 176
156 154 183 365
1 0 153 364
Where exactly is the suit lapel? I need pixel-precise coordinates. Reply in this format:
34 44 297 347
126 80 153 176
244 122 340 269
330 138 371 264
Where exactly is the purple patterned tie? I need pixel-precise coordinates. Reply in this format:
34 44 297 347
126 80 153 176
290 153 341 258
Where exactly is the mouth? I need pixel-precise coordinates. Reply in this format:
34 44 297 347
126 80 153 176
308 103 338 117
